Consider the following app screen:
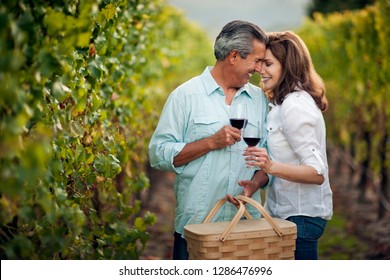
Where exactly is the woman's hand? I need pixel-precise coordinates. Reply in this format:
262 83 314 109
242 147 273 173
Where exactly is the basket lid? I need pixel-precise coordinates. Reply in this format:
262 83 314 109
184 218 296 241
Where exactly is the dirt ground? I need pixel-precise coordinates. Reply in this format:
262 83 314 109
325 151 390 259
140 167 176 260
141 153 390 260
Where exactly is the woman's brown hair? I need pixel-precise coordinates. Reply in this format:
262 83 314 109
265 31 328 111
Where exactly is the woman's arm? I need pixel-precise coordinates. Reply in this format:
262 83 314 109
244 147 324 185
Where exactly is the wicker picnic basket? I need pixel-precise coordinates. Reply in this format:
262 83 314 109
184 195 297 260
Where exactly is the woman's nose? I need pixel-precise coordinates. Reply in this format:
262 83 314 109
259 65 265 74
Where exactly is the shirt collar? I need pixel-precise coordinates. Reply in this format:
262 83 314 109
201 67 221 96
201 67 255 99
239 84 255 100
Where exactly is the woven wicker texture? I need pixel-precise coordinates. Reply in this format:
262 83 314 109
184 196 297 260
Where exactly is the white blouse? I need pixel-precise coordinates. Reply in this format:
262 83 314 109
265 91 333 220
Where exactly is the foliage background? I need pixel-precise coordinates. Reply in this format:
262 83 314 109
299 0 390 220
0 0 213 259
294 0 390 259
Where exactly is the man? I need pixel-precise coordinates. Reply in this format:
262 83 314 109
148 20 270 260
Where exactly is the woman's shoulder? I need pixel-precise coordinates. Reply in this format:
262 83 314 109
285 90 312 100
283 90 315 107
280 90 319 119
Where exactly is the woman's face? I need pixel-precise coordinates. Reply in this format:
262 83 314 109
260 49 282 92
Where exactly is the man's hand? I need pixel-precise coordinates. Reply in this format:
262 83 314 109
209 125 242 149
226 179 261 205
226 170 269 205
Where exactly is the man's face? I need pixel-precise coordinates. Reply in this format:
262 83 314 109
231 40 266 88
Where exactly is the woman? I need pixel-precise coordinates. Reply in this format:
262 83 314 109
244 31 333 260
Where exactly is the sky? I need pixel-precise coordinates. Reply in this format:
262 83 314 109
168 0 311 39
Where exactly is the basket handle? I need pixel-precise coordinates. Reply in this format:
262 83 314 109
203 197 252 224
233 195 283 237
219 195 283 241
202 196 282 242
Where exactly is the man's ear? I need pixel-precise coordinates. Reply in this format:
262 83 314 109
229 49 239 64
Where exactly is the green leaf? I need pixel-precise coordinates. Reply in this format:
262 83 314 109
93 154 122 178
95 35 108 55
38 50 63 76
70 120 85 137
88 60 102 80
52 81 70 103
44 9 67 35
101 3 117 21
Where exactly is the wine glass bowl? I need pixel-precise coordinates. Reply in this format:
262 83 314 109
229 103 247 150
230 118 246 129
243 125 261 147
243 123 262 169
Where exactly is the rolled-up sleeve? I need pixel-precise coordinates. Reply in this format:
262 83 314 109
280 94 326 175
148 90 187 174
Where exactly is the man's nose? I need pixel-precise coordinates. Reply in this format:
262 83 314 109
255 63 263 73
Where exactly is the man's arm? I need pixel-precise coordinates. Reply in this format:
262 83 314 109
173 125 241 167
251 170 269 190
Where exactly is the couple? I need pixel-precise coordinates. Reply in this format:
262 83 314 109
148 20 333 260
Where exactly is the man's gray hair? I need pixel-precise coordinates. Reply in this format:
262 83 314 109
214 20 268 60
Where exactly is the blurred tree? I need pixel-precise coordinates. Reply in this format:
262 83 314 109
307 0 375 18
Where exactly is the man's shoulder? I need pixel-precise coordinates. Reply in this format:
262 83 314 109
244 83 266 102
172 76 204 97
180 74 204 87
172 70 213 98
245 82 263 93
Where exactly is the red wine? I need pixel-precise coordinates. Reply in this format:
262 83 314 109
243 137 261 146
230 118 247 129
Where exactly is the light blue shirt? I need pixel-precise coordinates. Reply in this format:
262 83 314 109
148 67 270 235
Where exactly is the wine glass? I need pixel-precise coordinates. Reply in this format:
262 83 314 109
243 122 262 168
229 103 247 151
